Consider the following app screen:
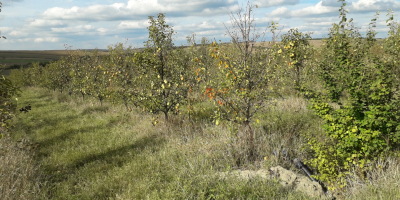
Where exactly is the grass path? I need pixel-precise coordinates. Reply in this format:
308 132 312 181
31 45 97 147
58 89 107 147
10 87 312 200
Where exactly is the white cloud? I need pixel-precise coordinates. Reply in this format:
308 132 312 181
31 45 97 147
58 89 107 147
304 21 334 26
34 38 43 42
254 0 299 8
196 29 225 36
303 17 336 22
175 21 221 32
267 1 340 19
34 37 60 43
42 4 128 21
0 27 13 34
18 38 30 42
350 0 400 12
52 25 95 33
97 28 109 34
41 0 237 22
118 20 149 29
9 30 28 37
29 19 65 27
291 1 338 17
270 7 290 16
269 0 400 20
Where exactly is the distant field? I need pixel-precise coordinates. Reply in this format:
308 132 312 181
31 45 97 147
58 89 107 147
0 59 51 64
0 50 109 76
0 50 68 66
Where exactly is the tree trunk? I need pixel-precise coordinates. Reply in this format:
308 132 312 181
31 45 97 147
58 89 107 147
164 111 169 122
245 121 255 160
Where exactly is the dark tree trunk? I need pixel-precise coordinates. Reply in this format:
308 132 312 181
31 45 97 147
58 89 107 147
164 111 169 122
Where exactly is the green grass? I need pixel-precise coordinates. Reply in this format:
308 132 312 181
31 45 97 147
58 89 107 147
6 87 400 199
9 87 314 199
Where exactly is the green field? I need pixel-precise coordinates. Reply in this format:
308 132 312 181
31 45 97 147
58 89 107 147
2 87 400 199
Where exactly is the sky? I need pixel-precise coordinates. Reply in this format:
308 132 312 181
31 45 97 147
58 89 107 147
0 0 399 50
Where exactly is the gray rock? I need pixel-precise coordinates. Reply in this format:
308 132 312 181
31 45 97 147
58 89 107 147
270 166 326 198
218 166 327 199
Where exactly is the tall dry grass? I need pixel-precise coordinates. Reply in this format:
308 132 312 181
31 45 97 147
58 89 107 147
0 135 42 199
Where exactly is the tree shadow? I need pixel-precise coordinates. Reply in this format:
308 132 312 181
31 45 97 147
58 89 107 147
35 123 110 158
71 134 164 170
45 134 166 199
81 106 110 115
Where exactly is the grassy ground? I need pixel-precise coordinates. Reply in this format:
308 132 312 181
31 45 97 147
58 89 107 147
4 87 316 199
2 87 400 199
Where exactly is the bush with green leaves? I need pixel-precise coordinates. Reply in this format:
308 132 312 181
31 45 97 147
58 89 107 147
40 62 62 92
0 74 19 139
69 53 91 101
83 51 112 106
205 1 281 158
136 13 191 122
106 43 139 109
54 57 73 94
279 28 314 93
303 1 400 190
184 34 216 121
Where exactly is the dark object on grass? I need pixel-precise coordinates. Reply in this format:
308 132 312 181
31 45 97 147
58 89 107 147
293 158 333 199
293 158 316 182
19 104 31 113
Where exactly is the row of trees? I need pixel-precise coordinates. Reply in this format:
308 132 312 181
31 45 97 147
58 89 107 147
9 0 400 191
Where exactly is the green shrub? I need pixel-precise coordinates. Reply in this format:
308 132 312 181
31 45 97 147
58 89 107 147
0 74 19 138
303 1 400 190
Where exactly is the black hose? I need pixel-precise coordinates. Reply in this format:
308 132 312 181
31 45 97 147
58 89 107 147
293 158 317 182
293 158 332 198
